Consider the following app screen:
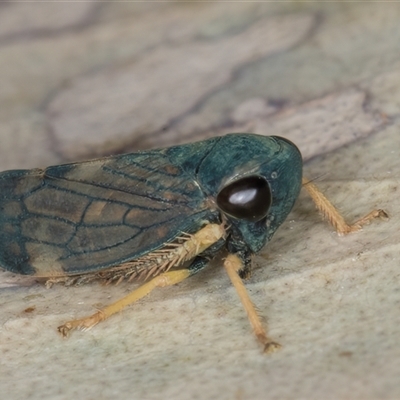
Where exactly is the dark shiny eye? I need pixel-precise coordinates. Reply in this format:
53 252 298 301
216 176 272 222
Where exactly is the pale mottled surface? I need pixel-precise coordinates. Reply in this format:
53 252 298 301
0 3 399 400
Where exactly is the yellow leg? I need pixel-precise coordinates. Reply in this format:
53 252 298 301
58 223 226 337
224 254 281 354
302 177 388 235
58 269 191 337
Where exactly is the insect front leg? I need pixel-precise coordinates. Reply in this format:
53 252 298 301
302 177 388 235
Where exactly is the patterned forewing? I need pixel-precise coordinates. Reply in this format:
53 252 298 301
0 151 208 276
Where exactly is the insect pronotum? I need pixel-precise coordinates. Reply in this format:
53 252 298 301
0 133 387 353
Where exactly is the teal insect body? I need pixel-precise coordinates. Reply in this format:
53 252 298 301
0 134 302 278
1 132 387 351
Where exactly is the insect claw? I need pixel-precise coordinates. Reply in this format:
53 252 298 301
57 323 72 338
263 341 282 354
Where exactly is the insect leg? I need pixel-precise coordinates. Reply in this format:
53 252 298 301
302 177 388 235
58 269 194 337
223 253 281 354
58 224 226 337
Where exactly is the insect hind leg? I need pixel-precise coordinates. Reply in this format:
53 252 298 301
58 268 195 337
58 223 226 337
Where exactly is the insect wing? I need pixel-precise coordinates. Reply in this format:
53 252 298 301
0 151 208 277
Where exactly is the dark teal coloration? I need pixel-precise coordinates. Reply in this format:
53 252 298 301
0 133 302 277
166 134 303 253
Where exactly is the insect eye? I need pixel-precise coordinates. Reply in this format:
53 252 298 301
216 176 272 222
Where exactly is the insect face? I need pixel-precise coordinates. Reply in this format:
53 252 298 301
192 134 303 254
